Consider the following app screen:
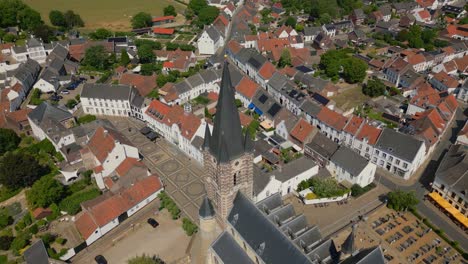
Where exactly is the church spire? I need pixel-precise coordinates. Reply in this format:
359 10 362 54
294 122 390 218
206 61 246 163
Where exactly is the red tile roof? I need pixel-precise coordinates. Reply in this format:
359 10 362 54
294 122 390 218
115 157 145 177
207 91 219 102
75 211 98 240
290 118 315 144
343 115 364 136
418 10 431 20
432 71 458 88
239 112 254 127
235 77 259 99
355 123 382 145
227 40 242 55
152 16 175 22
153 28 175 35
146 100 172 117
163 61 175 68
454 55 468 72
75 175 163 240
87 127 129 164
407 54 425 65
6 108 31 123
258 61 276 80
316 107 348 131
119 73 156 97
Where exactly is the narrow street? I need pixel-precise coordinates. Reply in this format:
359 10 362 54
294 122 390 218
378 107 468 251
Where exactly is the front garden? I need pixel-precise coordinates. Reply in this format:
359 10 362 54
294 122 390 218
297 177 350 199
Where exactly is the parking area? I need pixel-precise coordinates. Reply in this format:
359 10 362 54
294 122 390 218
107 117 207 222
333 206 464 264
95 210 190 264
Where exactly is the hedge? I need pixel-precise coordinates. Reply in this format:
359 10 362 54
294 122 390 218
182 218 198 236
158 192 180 220
59 188 101 215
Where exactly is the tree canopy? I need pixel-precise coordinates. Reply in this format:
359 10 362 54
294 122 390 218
138 44 155 64
387 190 419 211
82 45 111 70
319 49 368 83
188 0 208 15
0 0 43 30
164 5 177 17
131 12 152 29
0 151 49 189
363 78 386 97
120 50 130 66
49 10 66 28
49 10 84 29
278 48 292 68
89 28 113 40
284 16 297 27
0 128 20 155
26 176 65 208
196 6 219 27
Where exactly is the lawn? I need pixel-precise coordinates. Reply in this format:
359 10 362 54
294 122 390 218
24 0 186 31
330 85 370 111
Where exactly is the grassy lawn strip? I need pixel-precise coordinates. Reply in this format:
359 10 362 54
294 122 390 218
59 188 101 215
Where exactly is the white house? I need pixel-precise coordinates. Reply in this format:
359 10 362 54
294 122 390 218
28 102 77 159
328 146 376 187
143 100 206 164
11 38 51 63
74 175 163 246
198 26 225 55
372 128 426 180
81 126 140 189
80 83 146 120
253 157 319 202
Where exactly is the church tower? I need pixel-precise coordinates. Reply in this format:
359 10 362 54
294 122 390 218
203 61 254 224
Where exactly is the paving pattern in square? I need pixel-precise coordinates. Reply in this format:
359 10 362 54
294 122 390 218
170 169 196 187
181 179 206 200
171 191 190 207
158 159 183 176
129 134 148 146
150 152 170 164
140 143 159 156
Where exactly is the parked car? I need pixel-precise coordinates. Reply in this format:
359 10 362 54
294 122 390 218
50 95 63 101
147 218 159 228
60 90 70 95
94 255 107 264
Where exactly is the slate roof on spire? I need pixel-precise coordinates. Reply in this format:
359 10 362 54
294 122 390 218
206 61 246 163
199 196 215 219
203 123 211 150
342 225 357 255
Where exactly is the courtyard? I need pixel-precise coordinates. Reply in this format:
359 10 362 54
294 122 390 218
108 117 207 222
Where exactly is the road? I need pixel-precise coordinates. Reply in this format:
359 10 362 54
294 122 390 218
378 106 468 251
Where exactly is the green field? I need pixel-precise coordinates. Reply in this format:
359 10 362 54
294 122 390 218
24 0 186 31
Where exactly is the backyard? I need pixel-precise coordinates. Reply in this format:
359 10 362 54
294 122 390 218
330 85 370 111
23 0 186 31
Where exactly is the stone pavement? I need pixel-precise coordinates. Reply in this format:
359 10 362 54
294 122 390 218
108 117 206 222
286 184 389 237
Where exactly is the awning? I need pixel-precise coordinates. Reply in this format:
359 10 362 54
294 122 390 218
428 192 468 228
140 126 151 135
60 170 79 182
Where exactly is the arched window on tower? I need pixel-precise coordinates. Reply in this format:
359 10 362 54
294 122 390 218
233 172 238 186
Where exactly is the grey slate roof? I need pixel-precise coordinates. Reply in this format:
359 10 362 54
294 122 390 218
23 239 49 264
206 26 221 42
49 44 69 60
268 71 289 91
341 246 386 264
199 196 216 219
235 48 257 65
200 69 220 83
331 146 369 177
227 192 313 264
306 133 339 159
186 74 204 88
301 100 322 117
211 231 255 264
228 63 243 87
434 144 468 199
266 157 317 183
81 83 133 101
13 46 27 54
27 38 42 48
28 101 73 124
342 226 357 255
303 26 321 36
204 61 250 163
375 128 424 162
247 53 267 71
174 80 192 94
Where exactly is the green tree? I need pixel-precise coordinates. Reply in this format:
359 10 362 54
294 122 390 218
33 24 56 43
0 128 20 155
64 10 84 28
0 236 14 250
26 177 65 208
83 45 110 70
2 33 16 42
188 0 208 15
10 232 30 253
319 13 332 24
120 49 130 66
387 190 419 211
182 218 198 236
342 57 367 83
0 151 49 189
363 78 386 97
127 254 164 264
164 5 177 16
89 28 113 40
278 48 292 68
284 16 296 27
0 210 13 229
17 7 43 30
138 45 155 64
131 12 152 29
196 6 219 27
49 10 66 27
